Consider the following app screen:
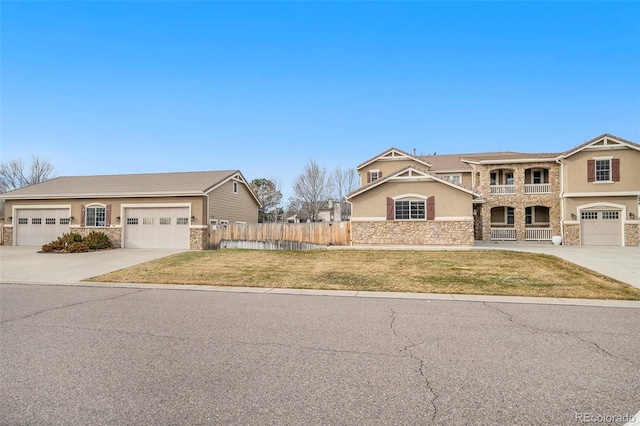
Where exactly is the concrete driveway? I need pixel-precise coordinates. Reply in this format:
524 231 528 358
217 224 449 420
0 246 185 284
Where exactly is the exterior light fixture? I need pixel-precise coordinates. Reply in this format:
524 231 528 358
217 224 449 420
631 212 636 220
571 213 576 220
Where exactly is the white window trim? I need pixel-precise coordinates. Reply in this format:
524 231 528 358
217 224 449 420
85 203 107 228
369 170 381 182
593 156 613 183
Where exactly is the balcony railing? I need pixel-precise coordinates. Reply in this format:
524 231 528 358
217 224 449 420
491 228 516 241
524 183 551 194
490 185 515 195
525 227 552 241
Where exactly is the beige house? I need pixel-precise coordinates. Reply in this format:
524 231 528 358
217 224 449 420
347 134 639 246
1 170 260 250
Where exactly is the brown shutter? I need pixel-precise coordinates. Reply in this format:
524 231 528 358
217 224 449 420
427 196 435 220
587 160 595 182
80 205 86 226
386 197 394 221
379 171 382 178
367 172 371 183
106 204 112 226
612 158 620 182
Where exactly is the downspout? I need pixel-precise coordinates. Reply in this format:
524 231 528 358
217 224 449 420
556 157 564 244
345 198 354 246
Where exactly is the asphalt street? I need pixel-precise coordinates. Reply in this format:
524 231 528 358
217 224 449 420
1 283 639 425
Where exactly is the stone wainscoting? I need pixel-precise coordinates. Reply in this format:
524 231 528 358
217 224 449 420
625 223 639 246
76 227 122 248
562 224 580 246
2 226 13 246
351 221 474 246
190 227 208 250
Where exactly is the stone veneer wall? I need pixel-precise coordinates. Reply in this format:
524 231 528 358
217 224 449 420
563 224 580 246
76 227 122 248
2 226 13 246
625 223 639 246
472 162 561 242
351 221 474 246
190 227 208 250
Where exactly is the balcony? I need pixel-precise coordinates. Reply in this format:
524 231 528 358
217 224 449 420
524 183 551 194
490 185 515 195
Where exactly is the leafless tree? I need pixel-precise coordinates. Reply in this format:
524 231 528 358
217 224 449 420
290 160 334 222
329 166 359 202
0 156 56 218
0 156 56 193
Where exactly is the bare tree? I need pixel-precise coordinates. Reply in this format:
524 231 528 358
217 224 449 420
0 156 56 193
250 178 283 222
290 160 334 222
329 166 359 201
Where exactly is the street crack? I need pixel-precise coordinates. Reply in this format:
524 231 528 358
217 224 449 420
390 308 439 422
1 288 148 324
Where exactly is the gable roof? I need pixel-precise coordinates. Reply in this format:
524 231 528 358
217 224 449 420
346 165 481 200
561 133 640 158
1 170 252 200
357 147 432 170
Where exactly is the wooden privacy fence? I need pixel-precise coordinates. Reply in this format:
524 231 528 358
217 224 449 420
209 222 351 249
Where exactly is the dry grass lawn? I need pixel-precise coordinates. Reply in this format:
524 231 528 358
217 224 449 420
88 249 640 300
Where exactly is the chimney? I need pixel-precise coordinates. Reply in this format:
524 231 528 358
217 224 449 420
413 148 416 156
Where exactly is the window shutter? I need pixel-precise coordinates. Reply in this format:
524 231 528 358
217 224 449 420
612 158 620 182
379 171 382 178
367 172 371 183
386 197 394 221
106 204 112 226
587 160 595 182
427 196 435 220
80 205 86 226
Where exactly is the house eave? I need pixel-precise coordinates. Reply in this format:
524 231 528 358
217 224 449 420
1 191 205 200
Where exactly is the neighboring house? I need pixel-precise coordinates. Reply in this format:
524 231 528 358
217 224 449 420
1 170 260 250
347 134 640 246
317 199 351 223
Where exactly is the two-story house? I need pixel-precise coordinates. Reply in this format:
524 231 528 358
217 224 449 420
346 134 639 246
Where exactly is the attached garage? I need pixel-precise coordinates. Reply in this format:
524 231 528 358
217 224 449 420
580 210 622 246
15 208 71 246
123 207 190 249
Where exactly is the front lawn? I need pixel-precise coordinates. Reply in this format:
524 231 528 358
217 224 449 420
87 250 640 300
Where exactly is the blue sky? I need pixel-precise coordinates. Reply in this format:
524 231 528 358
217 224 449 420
2 1 639 201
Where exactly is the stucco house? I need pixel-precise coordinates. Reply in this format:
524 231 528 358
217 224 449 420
347 134 639 246
1 170 260 250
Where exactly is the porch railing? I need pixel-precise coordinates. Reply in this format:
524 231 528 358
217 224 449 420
490 185 515 195
525 227 552 241
491 228 516 241
524 183 551 194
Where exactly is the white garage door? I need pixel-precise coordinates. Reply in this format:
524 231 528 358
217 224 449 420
16 208 71 246
124 207 190 249
581 210 622 246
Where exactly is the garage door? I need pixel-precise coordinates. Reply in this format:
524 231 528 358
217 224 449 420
581 210 622 246
124 207 190 249
16 208 71 246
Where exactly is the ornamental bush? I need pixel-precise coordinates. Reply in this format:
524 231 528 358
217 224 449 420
84 231 111 250
41 232 112 253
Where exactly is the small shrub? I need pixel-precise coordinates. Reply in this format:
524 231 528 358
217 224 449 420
42 241 64 253
84 231 111 250
67 241 90 253
58 232 83 250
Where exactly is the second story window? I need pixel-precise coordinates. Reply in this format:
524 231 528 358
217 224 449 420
595 159 611 182
370 171 381 182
